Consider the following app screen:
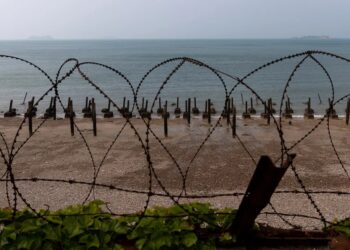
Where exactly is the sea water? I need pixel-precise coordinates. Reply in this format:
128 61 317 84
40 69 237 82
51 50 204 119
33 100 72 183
0 39 350 116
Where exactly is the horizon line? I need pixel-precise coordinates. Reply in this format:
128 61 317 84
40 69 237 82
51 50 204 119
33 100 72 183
1 37 350 41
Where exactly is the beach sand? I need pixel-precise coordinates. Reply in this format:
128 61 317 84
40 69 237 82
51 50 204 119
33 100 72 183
0 115 349 229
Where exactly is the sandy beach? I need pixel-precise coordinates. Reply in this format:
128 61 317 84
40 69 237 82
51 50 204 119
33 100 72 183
0 115 349 229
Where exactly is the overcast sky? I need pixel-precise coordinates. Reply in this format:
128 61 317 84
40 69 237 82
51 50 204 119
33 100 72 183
0 0 349 39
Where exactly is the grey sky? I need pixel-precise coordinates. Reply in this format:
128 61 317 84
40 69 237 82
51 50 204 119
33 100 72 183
0 0 349 39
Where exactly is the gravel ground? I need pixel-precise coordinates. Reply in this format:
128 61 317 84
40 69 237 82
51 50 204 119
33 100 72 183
0 116 349 230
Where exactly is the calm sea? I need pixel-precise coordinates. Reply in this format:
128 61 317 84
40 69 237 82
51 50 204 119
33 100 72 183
0 39 350 116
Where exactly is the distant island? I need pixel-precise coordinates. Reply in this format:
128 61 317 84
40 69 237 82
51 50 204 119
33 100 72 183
292 35 331 40
27 35 54 40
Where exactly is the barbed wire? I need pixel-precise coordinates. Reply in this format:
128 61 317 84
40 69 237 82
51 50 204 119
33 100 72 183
0 50 349 231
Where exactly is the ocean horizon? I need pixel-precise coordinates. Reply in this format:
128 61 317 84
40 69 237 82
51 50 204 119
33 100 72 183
0 39 350 116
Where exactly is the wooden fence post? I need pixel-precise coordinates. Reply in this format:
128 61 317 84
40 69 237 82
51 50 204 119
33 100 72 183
53 96 57 120
187 98 191 125
27 100 33 136
175 97 181 115
230 154 296 241
226 98 230 125
92 98 97 136
208 99 211 124
346 98 350 125
69 99 74 136
192 97 199 114
232 105 236 137
164 101 168 137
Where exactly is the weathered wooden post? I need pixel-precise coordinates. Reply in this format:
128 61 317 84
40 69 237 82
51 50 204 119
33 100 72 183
82 97 89 113
232 105 236 137
83 100 92 118
261 99 268 119
346 98 350 125
226 98 230 125
27 100 33 136
68 99 74 136
141 100 151 119
44 97 54 118
102 100 113 118
65 97 75 118
267 99 271 125
91 98 97 136
31 97 37 115
21 92 28 105
230 154 296 241
318 93 322 104
157 97 164 115
183 100 188 119
49 97 53 111
53 96 57 120
101 99 112 113
174 97 181 115
163 101 168 137
248 97 256 114
187 98 191 125
326 98 338 119
304 97 314 119
210 101 216 114
192 97 200 114
208 99 211 124
242 101 251 119
119 97 127 116
122 100 132 118
4 100 17 117
202 100 208 119
283 100 292 119
241 93 244 105
9 100 13 112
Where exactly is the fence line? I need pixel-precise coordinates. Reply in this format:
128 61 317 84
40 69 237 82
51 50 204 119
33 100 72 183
0 50 350 231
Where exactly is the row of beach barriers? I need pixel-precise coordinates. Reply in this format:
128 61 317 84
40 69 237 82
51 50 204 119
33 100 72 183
2 96 350 137
3 96 350 120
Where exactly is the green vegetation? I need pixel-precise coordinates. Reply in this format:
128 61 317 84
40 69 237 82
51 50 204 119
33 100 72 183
325 218 350 238
0 200 238 250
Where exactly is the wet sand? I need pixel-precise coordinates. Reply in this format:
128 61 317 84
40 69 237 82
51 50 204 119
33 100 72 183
0 116 349 229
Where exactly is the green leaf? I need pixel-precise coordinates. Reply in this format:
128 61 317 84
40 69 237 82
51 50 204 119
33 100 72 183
42 241 55 250
135 238 146 250
63 217 84 238
182 232 197 247
83 200 104 214
219 232 232 241
0 209 12 222
17 235 34 249
112 244 124 250
43 225 60 241
20 219 42 233
151 233 172 249
78 215 94 228
197 240 216 250
102 234 111 245
79 234 100 248
334 225 350 237
113 222 128 235
46 216 62 225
